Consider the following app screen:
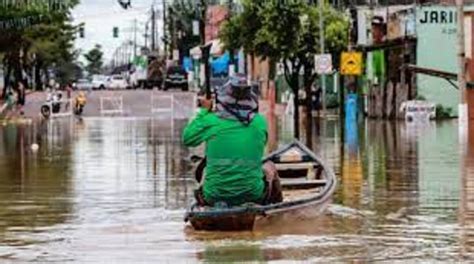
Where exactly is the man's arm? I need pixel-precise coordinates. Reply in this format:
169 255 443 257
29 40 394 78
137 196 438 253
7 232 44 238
182 108 214 147
257 114 269 144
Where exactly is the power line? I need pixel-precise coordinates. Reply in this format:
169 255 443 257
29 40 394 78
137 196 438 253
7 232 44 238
73 7 149 20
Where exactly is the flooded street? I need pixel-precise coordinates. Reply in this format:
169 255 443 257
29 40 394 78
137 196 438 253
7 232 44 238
0 117 471 262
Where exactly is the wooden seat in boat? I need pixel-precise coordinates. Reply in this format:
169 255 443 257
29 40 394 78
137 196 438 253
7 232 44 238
281 179 328 190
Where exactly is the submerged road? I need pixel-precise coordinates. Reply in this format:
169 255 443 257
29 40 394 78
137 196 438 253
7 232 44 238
17 90 197 118
0 117 471 262
15 89 285 119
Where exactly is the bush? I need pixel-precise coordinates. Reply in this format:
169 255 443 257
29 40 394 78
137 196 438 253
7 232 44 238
435 104 453 119
326 93 339 109
415 94 426 101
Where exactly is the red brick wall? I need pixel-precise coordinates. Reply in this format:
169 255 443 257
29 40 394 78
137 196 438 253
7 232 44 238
205 5 228 42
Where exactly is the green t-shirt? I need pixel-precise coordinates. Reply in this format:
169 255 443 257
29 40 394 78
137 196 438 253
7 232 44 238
183 108 267 206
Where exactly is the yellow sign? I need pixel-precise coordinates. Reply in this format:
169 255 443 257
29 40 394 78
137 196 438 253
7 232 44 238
341 52 363 75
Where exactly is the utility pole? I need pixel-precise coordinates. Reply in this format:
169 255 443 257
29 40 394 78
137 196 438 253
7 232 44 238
319 0 326 116
199 0 211 98
151 6 156 51
457 0 467 124
144 23 149 50
457 0 468 180
118 46 122 66
227 0 235 76
112 49 116 68
128 42 132 64
200 0 206 57
121 44 125 65
163 0 167 58
133 19 137 58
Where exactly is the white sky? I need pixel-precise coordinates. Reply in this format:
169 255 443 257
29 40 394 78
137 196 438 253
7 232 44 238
72 0 165 65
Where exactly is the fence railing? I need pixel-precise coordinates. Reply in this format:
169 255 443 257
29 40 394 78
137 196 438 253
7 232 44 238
100 96 124 115
151 93 197 119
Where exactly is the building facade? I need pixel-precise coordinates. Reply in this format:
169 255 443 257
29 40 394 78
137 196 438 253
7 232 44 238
416 5 460 116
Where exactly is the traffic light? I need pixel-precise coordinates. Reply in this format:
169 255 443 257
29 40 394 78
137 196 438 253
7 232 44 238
113 27 119 38
118 0 131 9
79 26 85 38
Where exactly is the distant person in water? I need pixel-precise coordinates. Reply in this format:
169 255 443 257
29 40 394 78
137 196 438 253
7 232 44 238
1 84 16 118
65 83 73 111
16 81 26 115
183 75 283 207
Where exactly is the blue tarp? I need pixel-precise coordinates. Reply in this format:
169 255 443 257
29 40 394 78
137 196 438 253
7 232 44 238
345 93 359 156
211 52 230 76
183 57 192 72
345 93 358 123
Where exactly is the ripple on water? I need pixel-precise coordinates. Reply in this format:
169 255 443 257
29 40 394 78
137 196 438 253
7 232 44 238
0 118 470 262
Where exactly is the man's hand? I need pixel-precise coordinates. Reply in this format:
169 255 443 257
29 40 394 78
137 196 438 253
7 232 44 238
198 97 213 111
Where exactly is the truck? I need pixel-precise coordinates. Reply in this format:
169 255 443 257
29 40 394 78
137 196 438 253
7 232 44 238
131 55 165 89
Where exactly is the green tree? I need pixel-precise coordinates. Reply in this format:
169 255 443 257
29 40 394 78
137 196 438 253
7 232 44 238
220 0 264 73
220 1 349 139
166 0 201 62
0 0 79 95
56 59 83 84
84 45 104 75
23 21 80 88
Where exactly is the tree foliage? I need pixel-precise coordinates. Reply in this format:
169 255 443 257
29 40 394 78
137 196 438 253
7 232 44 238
220 0 263 54
219 15 243 54
219 1 349 138
221 1 348 86
84 44 104 75
166 0 201 61
0 0 79 94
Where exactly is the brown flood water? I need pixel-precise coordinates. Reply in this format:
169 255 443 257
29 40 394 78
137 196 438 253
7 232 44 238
0 116 472 262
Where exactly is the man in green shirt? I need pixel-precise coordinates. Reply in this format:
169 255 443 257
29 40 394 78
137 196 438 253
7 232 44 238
183 76 282 206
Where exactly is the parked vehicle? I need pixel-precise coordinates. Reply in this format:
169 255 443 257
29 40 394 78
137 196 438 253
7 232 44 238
75 79 93 91
107 75 128 89
92 75 109 90
146 56 165 89
130 55 165 89
130 56 147 89
164 66 188 91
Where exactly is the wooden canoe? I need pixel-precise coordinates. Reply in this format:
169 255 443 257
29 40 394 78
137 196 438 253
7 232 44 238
184 140 337 231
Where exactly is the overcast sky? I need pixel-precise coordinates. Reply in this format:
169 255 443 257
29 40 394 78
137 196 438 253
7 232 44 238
72 0 165 64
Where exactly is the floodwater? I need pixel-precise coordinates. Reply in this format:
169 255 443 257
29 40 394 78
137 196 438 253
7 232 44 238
0 115 472 262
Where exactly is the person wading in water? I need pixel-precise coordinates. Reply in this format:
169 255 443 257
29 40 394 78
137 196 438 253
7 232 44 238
16 81 26 116
183 75 283 207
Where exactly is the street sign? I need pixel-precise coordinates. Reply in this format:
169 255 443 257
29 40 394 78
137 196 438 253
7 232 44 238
315 54 333 74
341 51 363 75
173 49 180 61
193 20 200 36
118 0 131 9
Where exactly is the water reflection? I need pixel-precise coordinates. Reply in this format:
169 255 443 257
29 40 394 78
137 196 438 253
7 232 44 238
198 243 265 262
0 117 471 262
340 116 362 209
0 119 74 249
0 118 196 261
460 121 474 258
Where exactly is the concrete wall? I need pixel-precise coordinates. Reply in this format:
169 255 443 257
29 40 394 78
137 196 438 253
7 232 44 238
416 5 459 116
